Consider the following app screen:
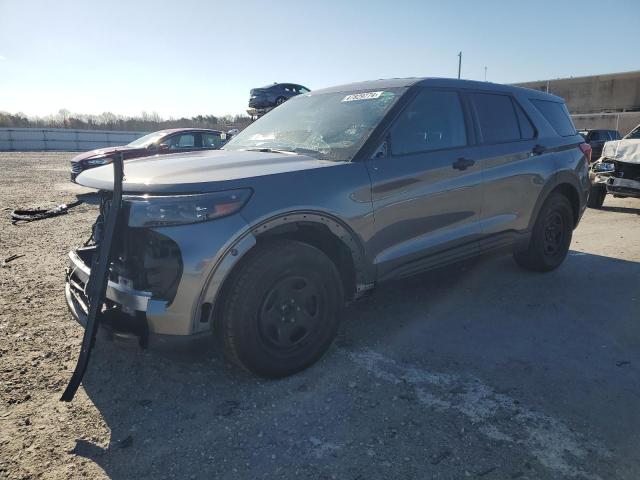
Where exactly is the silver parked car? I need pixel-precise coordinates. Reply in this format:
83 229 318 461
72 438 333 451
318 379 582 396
67 78 590 378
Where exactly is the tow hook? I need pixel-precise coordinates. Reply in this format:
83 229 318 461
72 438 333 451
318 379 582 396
60 153 124 402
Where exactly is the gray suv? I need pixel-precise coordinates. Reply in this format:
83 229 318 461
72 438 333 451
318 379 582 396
67 78 591 378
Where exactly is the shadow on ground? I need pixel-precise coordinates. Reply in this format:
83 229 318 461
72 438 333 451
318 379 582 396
600 203 640 215
71 251 640 479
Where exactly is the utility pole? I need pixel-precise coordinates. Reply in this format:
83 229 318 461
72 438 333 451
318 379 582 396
457 51 462 79
484 66 487 82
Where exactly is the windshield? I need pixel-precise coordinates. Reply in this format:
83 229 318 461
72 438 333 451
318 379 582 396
625 125 640 139
224 88 406 161
127 131 167 148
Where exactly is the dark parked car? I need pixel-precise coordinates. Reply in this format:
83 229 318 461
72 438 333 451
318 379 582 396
70 128 226 181
248 83 310 109
68 78 590 378
578 129 621 162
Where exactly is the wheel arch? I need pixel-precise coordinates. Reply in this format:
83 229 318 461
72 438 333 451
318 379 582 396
200 211 371 333
528 174 583 230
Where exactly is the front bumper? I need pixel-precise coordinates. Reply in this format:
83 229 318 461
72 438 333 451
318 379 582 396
248 97 273 109
607 177 640 198
65 212 254 346
66 247 213 348
589 170 611 186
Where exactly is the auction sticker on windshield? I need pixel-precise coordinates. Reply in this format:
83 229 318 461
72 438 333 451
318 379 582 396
342 91 384 102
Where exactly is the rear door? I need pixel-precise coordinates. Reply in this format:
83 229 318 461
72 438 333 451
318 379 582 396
366 87 484 280
467 91 548 236
201 131 224 150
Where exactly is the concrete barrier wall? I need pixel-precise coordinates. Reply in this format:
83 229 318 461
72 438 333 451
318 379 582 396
515 70 640 115
0 128 148 151
572 112 640 137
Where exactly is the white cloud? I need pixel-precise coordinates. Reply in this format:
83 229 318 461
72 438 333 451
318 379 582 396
0 55 6 61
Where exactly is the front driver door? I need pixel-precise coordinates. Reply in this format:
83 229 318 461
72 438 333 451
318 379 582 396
366 88 484 281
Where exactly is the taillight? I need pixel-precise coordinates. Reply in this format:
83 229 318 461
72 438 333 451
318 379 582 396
579 143 592 164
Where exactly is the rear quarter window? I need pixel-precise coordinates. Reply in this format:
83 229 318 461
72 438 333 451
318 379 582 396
530 99 576 137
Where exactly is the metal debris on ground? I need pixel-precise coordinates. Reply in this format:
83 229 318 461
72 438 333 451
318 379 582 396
2 254 25 267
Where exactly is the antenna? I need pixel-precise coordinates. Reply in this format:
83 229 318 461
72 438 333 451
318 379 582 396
457 52 462 79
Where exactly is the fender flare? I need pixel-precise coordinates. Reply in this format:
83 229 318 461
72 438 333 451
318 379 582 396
195 211 371 331
527 172 584 231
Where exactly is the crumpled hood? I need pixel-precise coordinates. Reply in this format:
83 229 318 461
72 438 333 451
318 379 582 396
75 149 339 193
602 139 640 164
71 145 138 162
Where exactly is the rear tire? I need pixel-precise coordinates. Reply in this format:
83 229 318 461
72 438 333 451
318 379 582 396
514 192 573 272
587 184 606 209
221 239 343 378
275 97 286 106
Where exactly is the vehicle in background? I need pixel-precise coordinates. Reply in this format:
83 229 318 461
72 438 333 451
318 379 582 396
70 128 226 181
248 83 310 109
226 128 240 139
588 123 640 208
578 129 621 162
67 78 589 378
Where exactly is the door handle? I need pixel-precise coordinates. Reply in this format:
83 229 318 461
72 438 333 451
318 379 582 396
452 157 475 170
532 144 547 155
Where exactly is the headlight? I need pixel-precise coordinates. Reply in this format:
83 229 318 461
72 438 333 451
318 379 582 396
126 189 252 227
592 162 614 173
84 157 112 166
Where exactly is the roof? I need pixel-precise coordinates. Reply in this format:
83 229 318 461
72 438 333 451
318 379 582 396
155 128 223 135
310 77 564 102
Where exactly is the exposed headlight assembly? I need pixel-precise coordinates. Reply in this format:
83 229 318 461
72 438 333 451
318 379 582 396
84 157 113 166
126 189 252 227
592 162 615 173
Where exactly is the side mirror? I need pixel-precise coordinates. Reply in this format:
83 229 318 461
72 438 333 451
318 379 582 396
158 143 170 151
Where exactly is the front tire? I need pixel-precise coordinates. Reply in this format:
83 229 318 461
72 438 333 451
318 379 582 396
587 184 606 209
514 192 573 272
221 240 344 378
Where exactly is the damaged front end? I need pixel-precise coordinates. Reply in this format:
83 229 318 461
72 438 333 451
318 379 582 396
65 223 183 342
61 156 125 402
607 160 640 198
597 139 640 198
62 158 184 401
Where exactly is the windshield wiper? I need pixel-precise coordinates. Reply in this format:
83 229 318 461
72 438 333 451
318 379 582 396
244 147 328 159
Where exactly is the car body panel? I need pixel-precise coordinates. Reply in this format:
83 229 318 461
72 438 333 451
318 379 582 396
75 149 342 193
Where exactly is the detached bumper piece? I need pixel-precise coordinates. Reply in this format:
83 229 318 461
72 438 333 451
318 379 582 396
66 247 152 342
61 155 124 402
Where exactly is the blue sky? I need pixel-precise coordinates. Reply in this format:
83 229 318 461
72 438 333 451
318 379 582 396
1 0 638 118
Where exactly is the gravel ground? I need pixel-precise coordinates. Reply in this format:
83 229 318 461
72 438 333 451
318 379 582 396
1 151 639 480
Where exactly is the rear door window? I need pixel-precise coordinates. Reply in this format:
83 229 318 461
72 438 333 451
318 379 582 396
530 99 576 137
390 89 467 155
471 93 521 144
166 133 196 149
202 132 222 149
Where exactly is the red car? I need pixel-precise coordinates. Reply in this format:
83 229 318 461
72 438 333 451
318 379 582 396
70 128 226 181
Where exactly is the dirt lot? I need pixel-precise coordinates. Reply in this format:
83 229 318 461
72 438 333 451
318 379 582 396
1 151 639 480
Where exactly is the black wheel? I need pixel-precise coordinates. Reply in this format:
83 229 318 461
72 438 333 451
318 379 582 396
221 239 343 378
514 192 573 272
275 97 286 106
587 184 606 209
